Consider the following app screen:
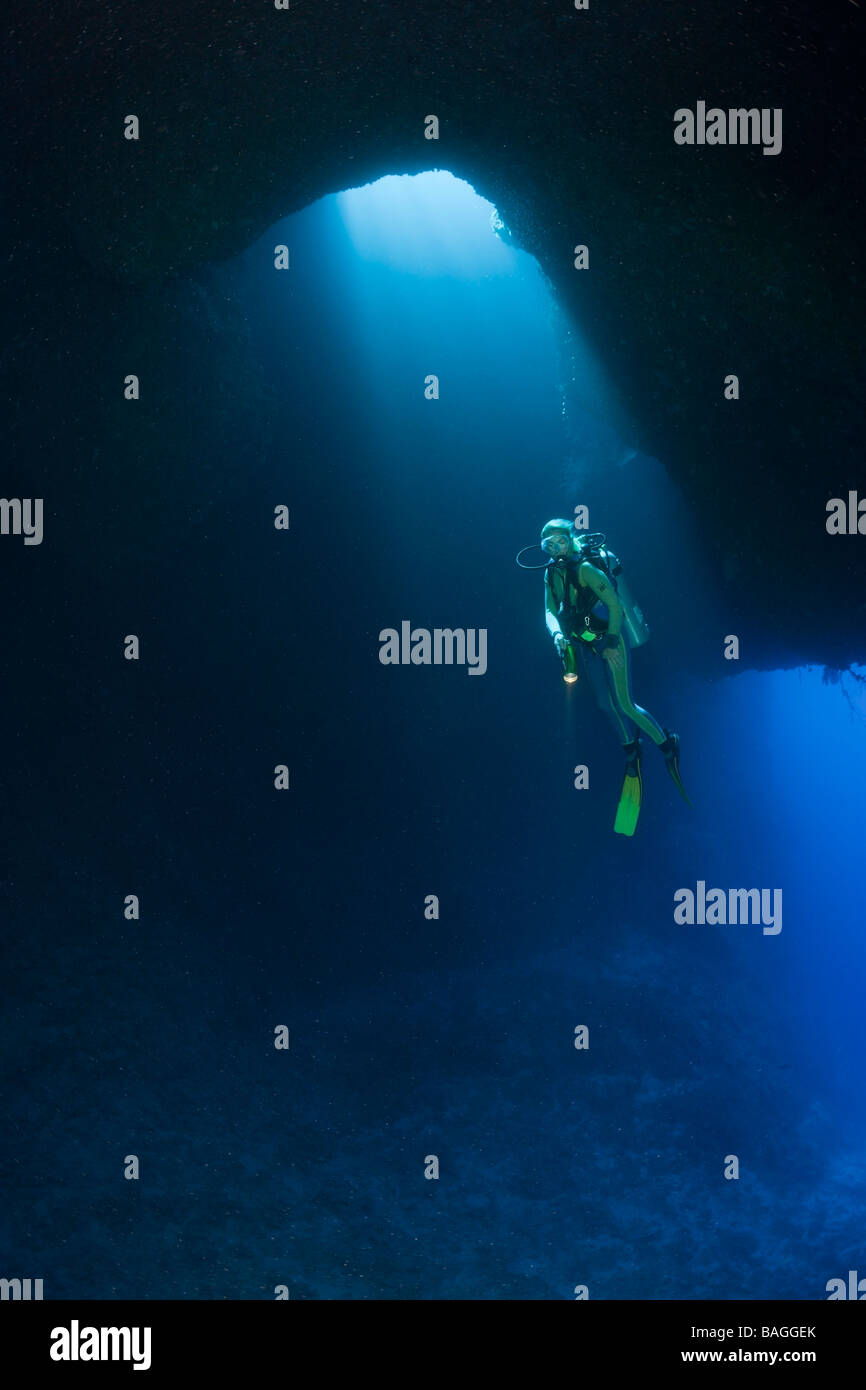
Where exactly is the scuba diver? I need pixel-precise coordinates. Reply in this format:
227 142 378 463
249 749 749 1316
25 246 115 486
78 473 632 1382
517 519 690 835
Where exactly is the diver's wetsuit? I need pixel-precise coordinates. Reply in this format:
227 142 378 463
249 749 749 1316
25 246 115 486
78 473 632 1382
545 557 666 746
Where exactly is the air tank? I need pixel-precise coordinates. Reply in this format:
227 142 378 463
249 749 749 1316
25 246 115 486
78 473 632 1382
602 548 650 647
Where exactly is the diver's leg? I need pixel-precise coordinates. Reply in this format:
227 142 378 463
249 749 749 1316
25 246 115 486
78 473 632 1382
603 634 667 745
591 645 644 832
657 729 691 804
578 642 645 832
604 635 691 803
580 643 632 743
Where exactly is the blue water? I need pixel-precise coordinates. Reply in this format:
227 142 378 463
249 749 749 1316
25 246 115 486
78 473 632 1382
3 173 864 1300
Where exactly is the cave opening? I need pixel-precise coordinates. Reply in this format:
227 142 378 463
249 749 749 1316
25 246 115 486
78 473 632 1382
181 169 866 1124
231 168 712 660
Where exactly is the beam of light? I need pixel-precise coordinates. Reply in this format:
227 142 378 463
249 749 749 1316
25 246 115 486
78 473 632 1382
335 170 515 279
327 169 621 453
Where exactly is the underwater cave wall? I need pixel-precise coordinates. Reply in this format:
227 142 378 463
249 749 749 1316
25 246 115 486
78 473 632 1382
7 0 865 672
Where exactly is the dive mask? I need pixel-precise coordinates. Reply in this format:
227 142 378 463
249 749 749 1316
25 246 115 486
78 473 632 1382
540 533 572 557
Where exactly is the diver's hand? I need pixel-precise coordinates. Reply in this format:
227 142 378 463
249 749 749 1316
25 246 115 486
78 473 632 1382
554 633 569 657
602 640 624 671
